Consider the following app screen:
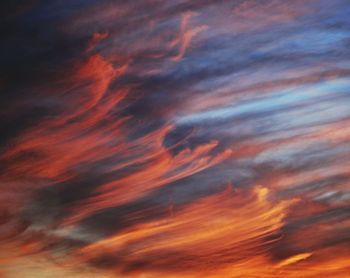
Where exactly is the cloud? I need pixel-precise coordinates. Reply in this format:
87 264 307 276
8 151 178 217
1 0 350 277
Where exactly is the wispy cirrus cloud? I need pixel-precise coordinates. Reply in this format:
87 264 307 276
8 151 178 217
0 0 350 277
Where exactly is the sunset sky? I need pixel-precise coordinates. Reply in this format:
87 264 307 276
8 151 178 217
1 1 350 277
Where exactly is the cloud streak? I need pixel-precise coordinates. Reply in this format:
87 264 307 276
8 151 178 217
0 0 350 277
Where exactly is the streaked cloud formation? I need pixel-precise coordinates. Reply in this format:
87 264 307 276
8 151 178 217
0 0 350 277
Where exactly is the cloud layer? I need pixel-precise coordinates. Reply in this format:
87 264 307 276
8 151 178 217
1 0 350 277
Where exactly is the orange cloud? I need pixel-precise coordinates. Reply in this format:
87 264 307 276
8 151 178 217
75 186 296 277
170 12 208 61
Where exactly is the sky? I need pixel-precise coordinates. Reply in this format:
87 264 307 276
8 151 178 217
0 0 350 277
